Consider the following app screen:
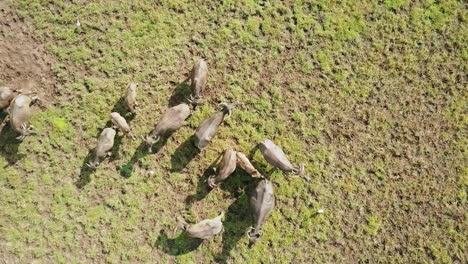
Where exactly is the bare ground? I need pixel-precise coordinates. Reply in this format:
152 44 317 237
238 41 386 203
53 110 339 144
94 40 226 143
0 1 57 100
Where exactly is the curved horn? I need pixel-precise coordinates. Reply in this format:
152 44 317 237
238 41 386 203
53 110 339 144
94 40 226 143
218 102 228 109
173 216 188 237
246 226 260 242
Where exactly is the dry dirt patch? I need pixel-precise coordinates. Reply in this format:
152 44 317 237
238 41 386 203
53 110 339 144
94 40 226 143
0 2 57 101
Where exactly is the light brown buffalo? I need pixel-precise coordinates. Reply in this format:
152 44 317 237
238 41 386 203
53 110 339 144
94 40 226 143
208 149 237 188
236 152 263 178
124 82 138 114
110 112 135 139
176 212 224 240
9 94 37 140
188 59 207 106
0 87 19 110
87 128 116 169
144 103 191 152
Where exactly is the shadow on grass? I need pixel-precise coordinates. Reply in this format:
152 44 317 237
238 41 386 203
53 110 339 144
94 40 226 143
214 171 257 262
109 134 124 162
180 165 257 261
111 97 136 122
118 137 168 178
0 121 26 165
156 229 202 256
170 135 199 172
76 119 128 188
158 168 258 259
168 81 191 107
248 143 258 159
184 152 223 206
0 111 7 132
76 149 95 189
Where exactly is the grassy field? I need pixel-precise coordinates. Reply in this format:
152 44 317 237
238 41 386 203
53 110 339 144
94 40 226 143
1 0 466 263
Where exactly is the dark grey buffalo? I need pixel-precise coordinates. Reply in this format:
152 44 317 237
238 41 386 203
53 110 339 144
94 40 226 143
175 212 224 239
193 102 238 150
0 87 19 110
9 94 38 141
87 128 116 169
208 149 237 188
247 179 274 242
258 139 305 176
144 103 190 152
188 59 207 106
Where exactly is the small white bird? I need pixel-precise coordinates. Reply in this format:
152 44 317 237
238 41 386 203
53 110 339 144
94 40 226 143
317 209 324 214
76 20 81 27
148 170 155 176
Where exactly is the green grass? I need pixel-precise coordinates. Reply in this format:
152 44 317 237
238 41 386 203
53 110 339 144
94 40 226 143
1 0 467 263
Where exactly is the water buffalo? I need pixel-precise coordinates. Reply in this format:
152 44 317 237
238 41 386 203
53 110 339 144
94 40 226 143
124 82 138 114
9 94 37 140
236 152 263 178
208 149 237 188
0 87 19 110
144 103 191 152
193 102 238 150
176 212 224 239
87 128 116 169
110 112 134 139
258 139 305 176
188 59 207 106
247 179 274 242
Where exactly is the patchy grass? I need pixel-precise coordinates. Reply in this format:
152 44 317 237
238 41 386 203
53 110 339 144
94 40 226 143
1 0 466 263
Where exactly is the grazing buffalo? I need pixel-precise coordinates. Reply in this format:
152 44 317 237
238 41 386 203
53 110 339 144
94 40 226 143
87 128 116 169
248 179 274 242
144 103 191 152
188 59 207 106
236 152 263 178
193 102 238 150
176 212 224 239
0 87 19 110
110 112 135 139
124 82 138 114
258 139 305 176
9 94 38 141
208 149 237 188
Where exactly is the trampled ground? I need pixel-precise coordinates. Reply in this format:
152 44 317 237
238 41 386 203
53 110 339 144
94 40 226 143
0 0 466 263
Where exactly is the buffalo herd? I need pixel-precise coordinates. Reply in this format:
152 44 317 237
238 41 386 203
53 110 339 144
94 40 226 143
0 59 306 245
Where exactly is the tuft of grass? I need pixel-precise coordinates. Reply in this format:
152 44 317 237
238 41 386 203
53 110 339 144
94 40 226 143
365 216 382 236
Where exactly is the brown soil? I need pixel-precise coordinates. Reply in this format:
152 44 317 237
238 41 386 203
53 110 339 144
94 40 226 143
0 1 57 102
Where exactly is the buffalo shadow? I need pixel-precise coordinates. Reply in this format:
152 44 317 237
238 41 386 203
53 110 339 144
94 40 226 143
168 81 191 107
170 135 199 172
111 96 136 122
76 149 95 188
216 171 257 262
184 152 223 206
183 159 258 261
0 120 26 165
155 229 202 256
118 136 168 178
